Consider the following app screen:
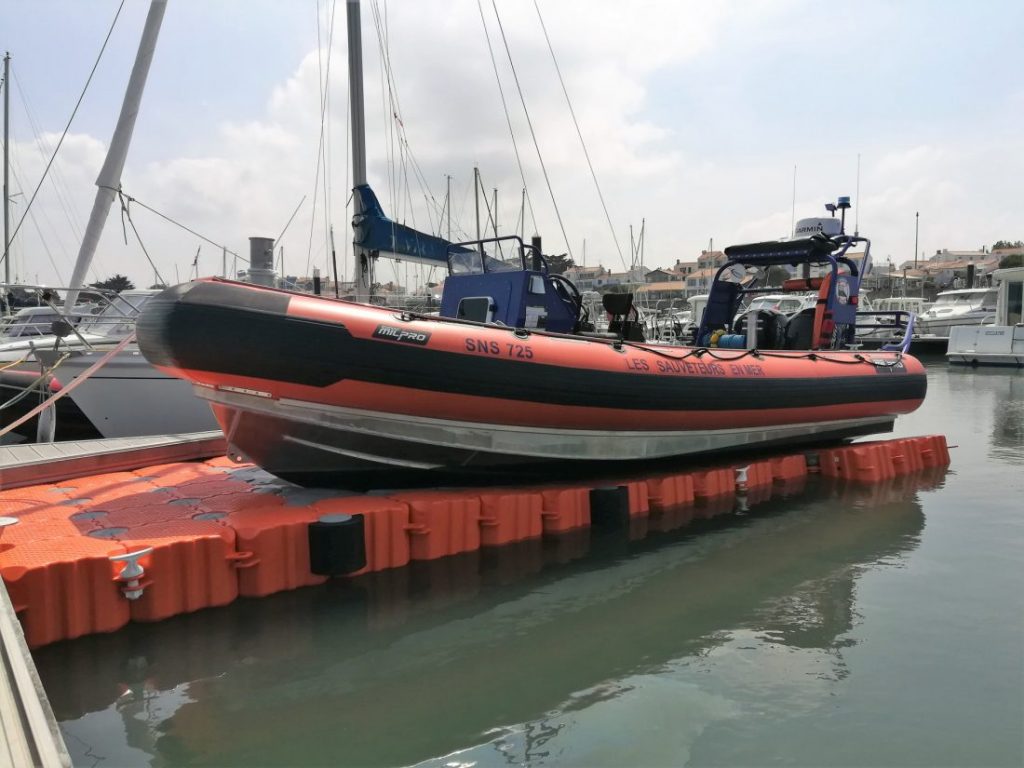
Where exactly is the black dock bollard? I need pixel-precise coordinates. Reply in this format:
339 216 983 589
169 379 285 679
589 486 631 528
308 514 367 576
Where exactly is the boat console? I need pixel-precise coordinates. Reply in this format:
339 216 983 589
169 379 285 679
697 200 915 353
441 236 583 334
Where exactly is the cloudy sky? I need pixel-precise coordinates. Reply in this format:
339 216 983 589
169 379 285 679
3 0 1023 290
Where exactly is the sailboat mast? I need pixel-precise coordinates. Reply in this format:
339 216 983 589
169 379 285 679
67 0 166 308
348 0 371 302
3 52 10 292
474 166 482 255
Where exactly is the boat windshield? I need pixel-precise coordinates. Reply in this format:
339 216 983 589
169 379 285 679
1 310 63 338
743 295 811 314
77 294 153 338
934 292 995 308
448 249 520 276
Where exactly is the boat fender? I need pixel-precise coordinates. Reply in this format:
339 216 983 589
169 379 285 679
718 333 747 349
308 514 367 576
589 486 630 528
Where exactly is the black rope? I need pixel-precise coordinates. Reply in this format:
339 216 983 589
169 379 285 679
390 307 903 368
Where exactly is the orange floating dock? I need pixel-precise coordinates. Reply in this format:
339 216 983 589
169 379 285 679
0 435 950 648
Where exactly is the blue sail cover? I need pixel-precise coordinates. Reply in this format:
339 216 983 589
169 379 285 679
352 184 473 265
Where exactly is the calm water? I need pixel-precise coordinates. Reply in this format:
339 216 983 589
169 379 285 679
35 362 1024 768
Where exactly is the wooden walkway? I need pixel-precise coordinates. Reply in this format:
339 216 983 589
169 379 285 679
0 580 71 767
0 431 225 490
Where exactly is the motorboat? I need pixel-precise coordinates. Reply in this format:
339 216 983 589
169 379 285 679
1 306 84 340
0 290 153 364
915 288 997 339
0 289 218 442
947 267 1024 367
137 193 925 487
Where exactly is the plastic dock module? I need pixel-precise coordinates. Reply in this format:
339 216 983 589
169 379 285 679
539 487 591 534
0 536 129 648
691 467 735 498
103 520 242 622
0 435 952 647
386 491 482 559
818 435 950 483
476 491 544 546
645 473 696 512
770 454 808 483
227 505 327 598
739 461 775 490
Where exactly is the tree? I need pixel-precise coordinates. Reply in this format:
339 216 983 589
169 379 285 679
998 253 1024 269
90 274 136 293
545 252 574 275
992 240 1024 250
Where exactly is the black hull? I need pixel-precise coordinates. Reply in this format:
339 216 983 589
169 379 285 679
0 379 100 442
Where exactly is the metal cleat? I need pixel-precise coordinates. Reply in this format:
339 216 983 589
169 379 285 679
110 548 154 600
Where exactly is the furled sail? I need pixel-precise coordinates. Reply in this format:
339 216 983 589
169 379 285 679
352 185 471 266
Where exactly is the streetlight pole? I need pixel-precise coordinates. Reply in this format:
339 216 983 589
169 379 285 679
914 211 919 268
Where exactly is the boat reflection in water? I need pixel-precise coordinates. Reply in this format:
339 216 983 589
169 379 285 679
36 469 944 767
945 365 1024 465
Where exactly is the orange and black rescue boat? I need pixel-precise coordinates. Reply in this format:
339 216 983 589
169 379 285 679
137 189 925 487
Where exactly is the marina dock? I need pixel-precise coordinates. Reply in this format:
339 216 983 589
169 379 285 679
0 434 949 650
0 431 224 490
0 578 70 767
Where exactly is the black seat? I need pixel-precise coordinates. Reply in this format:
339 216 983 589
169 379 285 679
602 293 645 341
782 307 815 350
734 309 787 349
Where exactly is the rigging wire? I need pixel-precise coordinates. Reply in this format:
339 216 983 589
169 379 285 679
488 0 573 260
115 190 166 286
7 157 67 282
475 0 537 237
305 0 338 279
7 0 126 250
274 196 308 253
10 69 101 279
532 0 625 270
101 186 244 262
323 0 337 280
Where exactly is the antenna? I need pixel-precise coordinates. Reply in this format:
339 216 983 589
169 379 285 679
791 164 797 237
854 153 861 235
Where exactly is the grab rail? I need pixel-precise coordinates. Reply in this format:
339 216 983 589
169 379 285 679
855 310 915 353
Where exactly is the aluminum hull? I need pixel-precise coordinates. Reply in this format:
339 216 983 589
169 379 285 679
204 387 895 487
